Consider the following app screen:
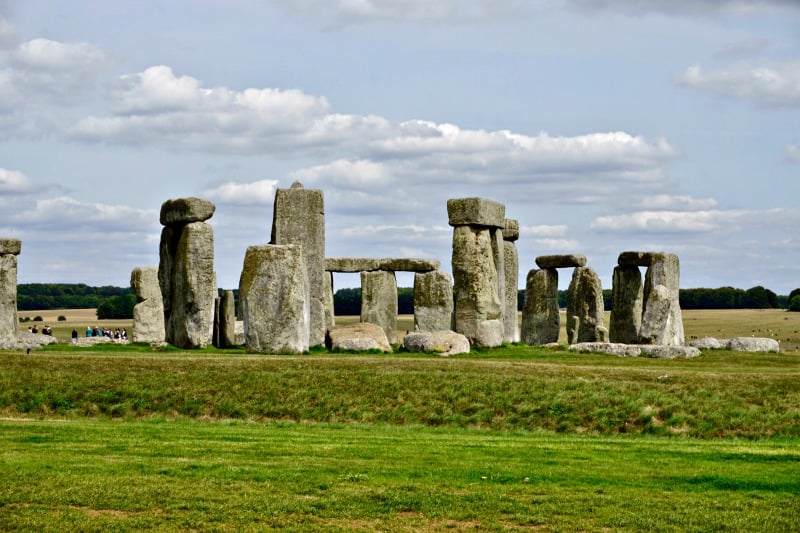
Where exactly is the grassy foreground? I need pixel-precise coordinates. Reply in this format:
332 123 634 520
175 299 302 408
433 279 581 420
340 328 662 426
1 419 798 531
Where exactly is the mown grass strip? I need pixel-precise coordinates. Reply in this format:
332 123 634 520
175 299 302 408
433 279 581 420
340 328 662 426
1 419 797 532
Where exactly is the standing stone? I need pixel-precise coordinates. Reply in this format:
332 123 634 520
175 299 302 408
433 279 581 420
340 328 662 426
323 271 336 330
270 181 325 347
609 265 643 344
521 268 560 345
639 253 684 346
502 219 520 343
218 290 236 348
130 266 165 344
361 270 398 344
239 245 309 354
451 225 504 347
0 239 21 342
566 266 607 344
413 270 453 332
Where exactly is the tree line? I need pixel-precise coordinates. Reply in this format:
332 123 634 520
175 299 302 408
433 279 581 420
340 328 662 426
16 283 800 320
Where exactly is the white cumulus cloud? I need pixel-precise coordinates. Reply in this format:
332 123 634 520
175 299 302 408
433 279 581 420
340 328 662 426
677 61 800 107
203 179 280 206
787 144 800 163
0 167 34 194
640 194 718 210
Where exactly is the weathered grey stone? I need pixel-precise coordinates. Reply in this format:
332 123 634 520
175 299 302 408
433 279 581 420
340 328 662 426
235 320 245 346
413 270 453 332
159 197 216 226
270 182 325 347
218 290 237 348
609 265 643 344
726 337 780 352
379 258 440 272
491 228 506 336
638 345 701 359
503 240 519 343
451 225 503 347
521 268 559 345
323 271 335 330
0 331 59 351
403 331 470 356
325 257 381 273
130 266 165 344
0 239 21 255
566 266 607 344
0 254 18 341
618 251 656 267
239 244 309 354
447 197 505 228
535 254 587 269
161 222 216 348
568 342 700 358
361 270 398 343
688 337 722 350
639 253 684 346
213 297 221 347
326 322 392 353
502 219 519 242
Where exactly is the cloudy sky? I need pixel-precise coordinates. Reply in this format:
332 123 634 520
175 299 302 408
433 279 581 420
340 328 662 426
1 0 798 294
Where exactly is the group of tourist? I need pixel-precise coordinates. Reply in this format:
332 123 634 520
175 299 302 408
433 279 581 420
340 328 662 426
85 326 127 340
26 324 52 335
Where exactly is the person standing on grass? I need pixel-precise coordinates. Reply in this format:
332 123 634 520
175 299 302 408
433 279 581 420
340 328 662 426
71 329 78 345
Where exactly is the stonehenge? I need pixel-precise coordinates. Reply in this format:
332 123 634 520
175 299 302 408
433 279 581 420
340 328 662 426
0 239 21 342
158 197 216 348
130 266 165 344
502 219 520 343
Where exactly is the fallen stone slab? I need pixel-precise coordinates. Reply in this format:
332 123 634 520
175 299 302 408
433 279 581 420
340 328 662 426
447 197 505 228
638 345 701 359
403 330 470 356
326 322 392 353
617 251 656 266
725 337 780 352
160 197 216 226
1 332 59 351
688 337 722 349
568 342 701 358
535 254 587 269
0 239 21 255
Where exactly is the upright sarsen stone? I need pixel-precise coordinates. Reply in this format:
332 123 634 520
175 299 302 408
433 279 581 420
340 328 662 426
0 239 21 342
218 290 237 348
270 182 325 347
639 253 684 346
609 265 643 344
566 266 607 344
502 219 519 343
130 266 165 344
413 270 453 332
521 268 559 345
239 245 309 354
361 270 398 343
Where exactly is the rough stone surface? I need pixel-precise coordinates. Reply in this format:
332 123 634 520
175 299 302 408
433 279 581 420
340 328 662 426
239 245 309 354
568 342 701 358
218 290 237 347
325 257 381 273
503 240 519 343
726 337 780 352
447 197 505 228
160 221 216 348
159 197 216 226
521 268 559 345
323 271 336 330
403 331 470 356
688 337 722 349
0 331 59 351
0 254 18 341
361 270 398 343
130 266 165 344
451 225 503 347
0 239 21 255
566 266 607 344
379 258 440 272
326 322 392 352
413 270 453 332
609 265 643 344
535 254 587 269
639 253 684 346
270 182 326 346
618 251 656 267
502 218 519 242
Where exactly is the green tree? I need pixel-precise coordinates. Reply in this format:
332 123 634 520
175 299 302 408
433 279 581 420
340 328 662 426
788 295 800 312
96 294 136 319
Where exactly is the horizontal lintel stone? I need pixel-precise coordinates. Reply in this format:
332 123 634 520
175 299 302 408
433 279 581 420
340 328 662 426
503 219 519 241
160 197 216 226
617 251 677 267
0 239 21 255
447 197 505 228
535 254 586 269
325 257 440 273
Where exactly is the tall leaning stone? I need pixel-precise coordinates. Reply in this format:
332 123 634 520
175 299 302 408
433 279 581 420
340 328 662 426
239 245 309 354
361 270 398 343
0 239 21 342
270 181 325 347
130 266 165 344
502 219 519 343
566 266 607 344
413 269 453 332
639 253 684 346
521 268 559 345
609 265 642 344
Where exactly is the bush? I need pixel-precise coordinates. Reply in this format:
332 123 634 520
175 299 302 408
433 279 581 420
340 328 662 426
57 315 67 321
19 316 30 323
789 295 800 312
33 315 43 322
